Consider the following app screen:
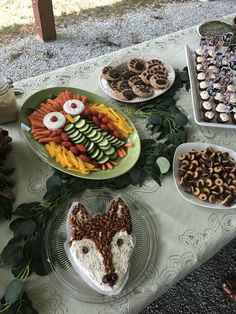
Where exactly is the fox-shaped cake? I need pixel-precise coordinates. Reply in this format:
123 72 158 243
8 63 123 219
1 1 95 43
65 196 135 295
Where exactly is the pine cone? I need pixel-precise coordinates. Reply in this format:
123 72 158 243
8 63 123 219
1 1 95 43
0 128 12 160
0 173 15 201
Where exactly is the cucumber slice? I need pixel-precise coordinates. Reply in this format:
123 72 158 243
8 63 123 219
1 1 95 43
83 126 93 135
69 129 80 139
116 140 125 148
87 142 95 152
156 157 170 174
104 147 115 156
99 143 111 151
90 148 100 159
98 138 109 147
92 133 103 143
97 156 110 164
72 133 84 142
65 128 76 135
74 134 86 144
96 151 105 161
64 124 74 132
75 119 86 129
79 123 90 133
109 152 118 160
73 115 81 123
87 129 97 139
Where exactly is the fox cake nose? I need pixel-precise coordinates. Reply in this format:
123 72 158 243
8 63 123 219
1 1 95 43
102 273 118 287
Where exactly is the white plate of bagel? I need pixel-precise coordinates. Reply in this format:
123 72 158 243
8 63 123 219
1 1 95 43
173 142 236 210
99 54 175 103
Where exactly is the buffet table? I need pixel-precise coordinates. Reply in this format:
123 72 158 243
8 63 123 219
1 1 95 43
1 14 236 314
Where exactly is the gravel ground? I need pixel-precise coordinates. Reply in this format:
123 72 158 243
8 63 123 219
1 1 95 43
0 0 236 82
1 0 236 313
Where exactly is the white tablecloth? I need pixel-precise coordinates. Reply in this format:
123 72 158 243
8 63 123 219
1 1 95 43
1 14 236 314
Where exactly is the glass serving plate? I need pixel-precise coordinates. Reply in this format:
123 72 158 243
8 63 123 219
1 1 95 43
42 188 158 303
19 87 141 180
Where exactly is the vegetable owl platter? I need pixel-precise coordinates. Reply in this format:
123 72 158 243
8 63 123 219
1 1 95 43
19 87 141 179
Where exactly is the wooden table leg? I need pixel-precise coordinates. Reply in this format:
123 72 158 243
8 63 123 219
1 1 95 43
32 0 56 41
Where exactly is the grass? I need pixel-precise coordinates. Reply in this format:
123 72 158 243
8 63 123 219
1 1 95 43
0 0 190 41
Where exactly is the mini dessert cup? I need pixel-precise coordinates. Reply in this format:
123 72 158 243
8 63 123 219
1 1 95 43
203 111 215 122
201 100 213 112
217 112 230 123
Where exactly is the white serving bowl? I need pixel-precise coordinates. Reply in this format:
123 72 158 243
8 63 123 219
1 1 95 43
173 142 236 210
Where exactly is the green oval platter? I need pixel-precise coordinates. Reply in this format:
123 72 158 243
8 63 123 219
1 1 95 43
19 87 141 180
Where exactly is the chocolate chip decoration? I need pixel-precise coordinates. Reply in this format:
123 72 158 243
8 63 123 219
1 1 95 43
82 246 89 254
117 239 124 246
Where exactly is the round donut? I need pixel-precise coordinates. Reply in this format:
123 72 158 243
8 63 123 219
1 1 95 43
127 58 146 73
63 99 85 116
150 74 170 90
132 85 153 98
43 112 66 130
102 66 121 81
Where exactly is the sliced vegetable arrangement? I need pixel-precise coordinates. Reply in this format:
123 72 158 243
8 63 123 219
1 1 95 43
28 90 134 174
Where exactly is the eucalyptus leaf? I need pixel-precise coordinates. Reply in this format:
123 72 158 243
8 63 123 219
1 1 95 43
5 279 24 304
13 202 41 217
46 174 62 191
167 131 187 145
15 220 36 237
148 114 163 125
175 113 189 127
179 71 189 82
32 258 47 276
129 169 145 186
1 245 24 266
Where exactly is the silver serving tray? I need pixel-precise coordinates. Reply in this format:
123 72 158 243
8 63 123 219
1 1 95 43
185 44 236 129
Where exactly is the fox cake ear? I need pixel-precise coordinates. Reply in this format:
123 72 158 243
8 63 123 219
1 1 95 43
71 202 91 224
107 197 129 218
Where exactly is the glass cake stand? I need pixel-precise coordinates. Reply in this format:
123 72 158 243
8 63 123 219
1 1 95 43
42 188 158 304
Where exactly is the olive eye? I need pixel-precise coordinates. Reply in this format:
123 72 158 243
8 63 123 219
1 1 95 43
117 239 124 247
82 246 89 254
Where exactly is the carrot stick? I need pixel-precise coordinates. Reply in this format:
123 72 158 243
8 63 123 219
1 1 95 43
33 130 52 136
124 142 134 148
110 160 118 166
81 95 88 105
120 148 127 157
102 164 106 171
60 92 68 103
29 119 45 128
31 111 44 119
31 127 47 133
106 162 113 170
76 93 81 100
65 90 73 100
117 148 125 158
38 137 58 143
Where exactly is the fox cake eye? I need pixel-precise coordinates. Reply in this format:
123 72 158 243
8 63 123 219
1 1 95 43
82 246 89 254
117 239 124 247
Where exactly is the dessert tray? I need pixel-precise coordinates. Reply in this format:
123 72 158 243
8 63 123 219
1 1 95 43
42 189 158 303
99 54 175 103
173 142 236 210
185 44 236 128
19 87 141 180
